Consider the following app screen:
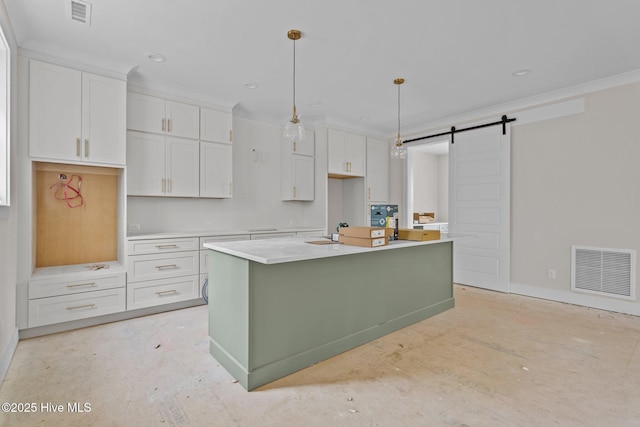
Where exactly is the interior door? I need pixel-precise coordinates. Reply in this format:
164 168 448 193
449 124 510 292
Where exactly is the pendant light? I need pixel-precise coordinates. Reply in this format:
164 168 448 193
390 78 408 159
283 29 306 143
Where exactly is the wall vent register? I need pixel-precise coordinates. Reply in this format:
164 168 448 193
571 246 636 300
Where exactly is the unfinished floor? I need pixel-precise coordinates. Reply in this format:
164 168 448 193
1 285 640 427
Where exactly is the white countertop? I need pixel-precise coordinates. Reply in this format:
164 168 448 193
127 227 325 240
204 235 457 265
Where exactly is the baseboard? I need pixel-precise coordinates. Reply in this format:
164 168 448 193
510 283 640 317
210 298 455 391
19 298 206 339
0 327 19 384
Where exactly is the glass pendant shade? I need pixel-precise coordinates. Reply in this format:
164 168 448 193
390 78 407 159
283 112 306 143
284 29 306 143
391 137 408 159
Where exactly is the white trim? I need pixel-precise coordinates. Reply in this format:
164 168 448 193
404 69 640 138
511 98 585 127
0 327 18 383
127 84 235 113
510 282 640 317
18 48 129 81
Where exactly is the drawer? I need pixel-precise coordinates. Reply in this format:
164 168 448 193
28 288 126 328
200 235 250 274
127 251 199 283
127 275 200 310
250 232 296 240
29 273 126 299
199 234 249 249
127 237 200 255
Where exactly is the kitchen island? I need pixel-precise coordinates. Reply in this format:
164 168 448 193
205 235 455 390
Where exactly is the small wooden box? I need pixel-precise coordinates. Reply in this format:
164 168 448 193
398 228 441 241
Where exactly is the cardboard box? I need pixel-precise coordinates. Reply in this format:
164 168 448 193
413 212 435 224
371 204 398 227
339 226 386 239
339 235 388 247
398 228 441 241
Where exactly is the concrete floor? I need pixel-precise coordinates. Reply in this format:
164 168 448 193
1 285 640 427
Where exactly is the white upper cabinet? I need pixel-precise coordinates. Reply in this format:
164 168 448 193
282 154 314 201
127 131 199 197
282 131 315 201
327 129 365 177
366 137 389 202
286 137 314 157
200 108 232 143
127 93 199 140
29 59 126 165
200 141 233 198
127 132 165 196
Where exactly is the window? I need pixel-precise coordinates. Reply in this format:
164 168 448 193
0 23 8 207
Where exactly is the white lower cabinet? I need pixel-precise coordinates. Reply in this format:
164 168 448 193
127 275 200 310
126 237 201 309
27 268 126 328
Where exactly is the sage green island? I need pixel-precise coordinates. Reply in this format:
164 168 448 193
204 235 455 390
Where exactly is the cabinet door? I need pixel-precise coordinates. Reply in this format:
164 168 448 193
166 100 199 139
200 141 233 198
346 133 366 176
200 108 232 143
327 129 348 174
127 92 165 134
126 131 165 196
291 154 314 200
366 137 389 201
165 137 199 197
290 130 314 157
29 60 82 161
81 73 126 165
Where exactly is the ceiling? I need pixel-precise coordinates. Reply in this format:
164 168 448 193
5 0 640 138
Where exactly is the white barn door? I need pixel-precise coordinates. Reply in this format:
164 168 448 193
449 124 510 292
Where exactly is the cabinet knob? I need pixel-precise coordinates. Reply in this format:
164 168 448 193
162 118 165 132
76 138 81 157
84 139 89 158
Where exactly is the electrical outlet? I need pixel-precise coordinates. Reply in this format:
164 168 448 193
204 222 214 229
128 224 140 231
548 268 556 279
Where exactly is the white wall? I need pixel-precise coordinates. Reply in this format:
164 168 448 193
437 155 449 222
0 1 17 383
510 82 640 314
409 151 449 223
127 117 326 233
391 79 640 315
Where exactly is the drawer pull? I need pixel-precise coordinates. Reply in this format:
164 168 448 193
156 289 178 296
155 264 178 270
66 304 96 311
155 244 178 249
66 282 97 288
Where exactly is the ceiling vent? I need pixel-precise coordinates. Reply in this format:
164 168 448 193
69 0 92 25
572 246 636 300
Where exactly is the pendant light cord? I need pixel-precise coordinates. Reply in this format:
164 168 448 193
292 38 296 112
397 82 401 141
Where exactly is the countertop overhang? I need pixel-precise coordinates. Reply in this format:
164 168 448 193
204 235 460 264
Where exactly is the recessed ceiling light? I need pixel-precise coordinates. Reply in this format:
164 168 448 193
244 82 258 89
147 53 166 63
513 69 531 77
